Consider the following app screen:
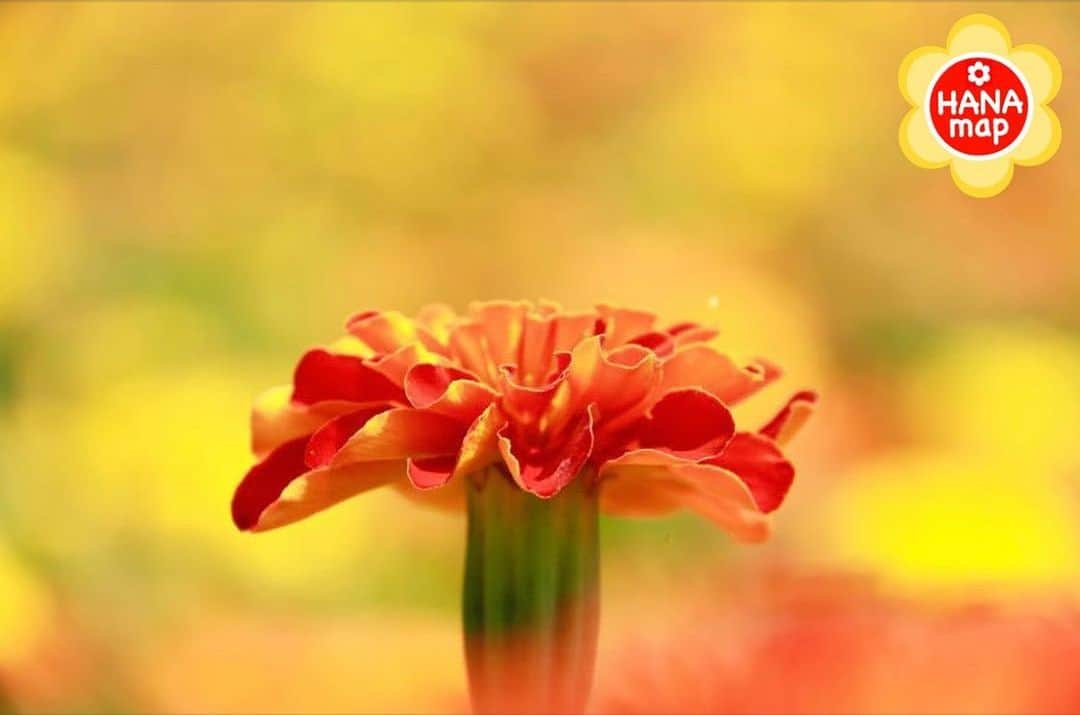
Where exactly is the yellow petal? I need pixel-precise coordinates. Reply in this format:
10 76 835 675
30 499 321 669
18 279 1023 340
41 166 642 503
950 157 1014 199
1010 44 1061 105
898 46 948 106
899 108 950 169
251 460 403 532
330 408 465 465
250 385 355 458
946 14 1011 56
1013 106 1061 167
327 335 377 358
599 449 771 543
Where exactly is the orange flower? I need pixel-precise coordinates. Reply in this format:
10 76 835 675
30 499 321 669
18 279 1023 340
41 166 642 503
231 301 815 541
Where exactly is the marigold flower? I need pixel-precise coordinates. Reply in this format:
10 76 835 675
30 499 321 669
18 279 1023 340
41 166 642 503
232 300 815 540
231 300 815 714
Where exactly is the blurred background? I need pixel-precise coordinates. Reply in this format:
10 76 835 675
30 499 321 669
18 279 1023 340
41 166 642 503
1 2 1078 712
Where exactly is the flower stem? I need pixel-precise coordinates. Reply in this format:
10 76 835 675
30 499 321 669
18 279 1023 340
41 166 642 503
463 467 600 715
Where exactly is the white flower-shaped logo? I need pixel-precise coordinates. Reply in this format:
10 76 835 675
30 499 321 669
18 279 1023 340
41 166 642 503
968 60 991 87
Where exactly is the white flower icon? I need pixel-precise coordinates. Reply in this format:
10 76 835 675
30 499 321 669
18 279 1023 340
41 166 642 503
968 60 991 86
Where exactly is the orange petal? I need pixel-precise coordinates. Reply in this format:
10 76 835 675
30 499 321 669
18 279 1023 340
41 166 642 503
659 345 778 405
250 385 357 458
404 363 478 407
468 300 528 367
329 408 466 466
252 461 403 532
548 312 599 353
558 336 659 427
760 391 817 446
407 455 459 489
415 303 458 347
627 331 676 357
596 304 657 347
671 326 720 348
233 437 402 532
454 404 506 478
404 404 504 491
404 363 496 423
706 432 794 513
449 321 498 385
304 406 390 468
345 310 420 353
516 311 558 384
368 344 439 386
598 449 771 542
498 405 596 498
498 352 571 428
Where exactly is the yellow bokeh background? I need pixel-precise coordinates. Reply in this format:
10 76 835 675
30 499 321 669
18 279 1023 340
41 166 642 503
1 2 1078 712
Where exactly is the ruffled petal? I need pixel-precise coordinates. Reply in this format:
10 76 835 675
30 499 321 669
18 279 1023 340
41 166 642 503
404 363 479 408
345 310 422 354
404 363 496 424
232 437 310 530
233 437 404 532
407 455 459 489
304 405 391 468
242 460 404 532
250 385 357 458
760 390 818 446
598 449 770 542
659 345 778 405
559 336 659 425
368 344 440 386
706 432 794 513
291 349 406 405
415 303 457 348
404 405 505 492
329 408 466 465
449 321 498 385
671 326 720 348
468 300 529 367
498 406 596 498
637 388 735 458
596 304 657 347
627 331 676 357
498 352 571 428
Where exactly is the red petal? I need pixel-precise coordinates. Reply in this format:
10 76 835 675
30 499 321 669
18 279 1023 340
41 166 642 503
404 363 478 408
232 437 309 531
706 433 794 513
628 331 676 357
407 455 458 490
291 349 405 405
638 388 735 458
304 406 390 469
659 346 779 406
596 305 657 347
498 407 596 498
760 390 818 445
498 352 571 427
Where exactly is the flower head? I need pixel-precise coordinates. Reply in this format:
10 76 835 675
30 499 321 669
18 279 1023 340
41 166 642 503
232 301 815 542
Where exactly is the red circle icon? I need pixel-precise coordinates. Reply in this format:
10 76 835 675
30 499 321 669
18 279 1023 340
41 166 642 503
925 54 1031 158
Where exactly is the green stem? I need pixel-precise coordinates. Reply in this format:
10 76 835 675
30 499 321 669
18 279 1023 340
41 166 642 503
463 467 600 715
